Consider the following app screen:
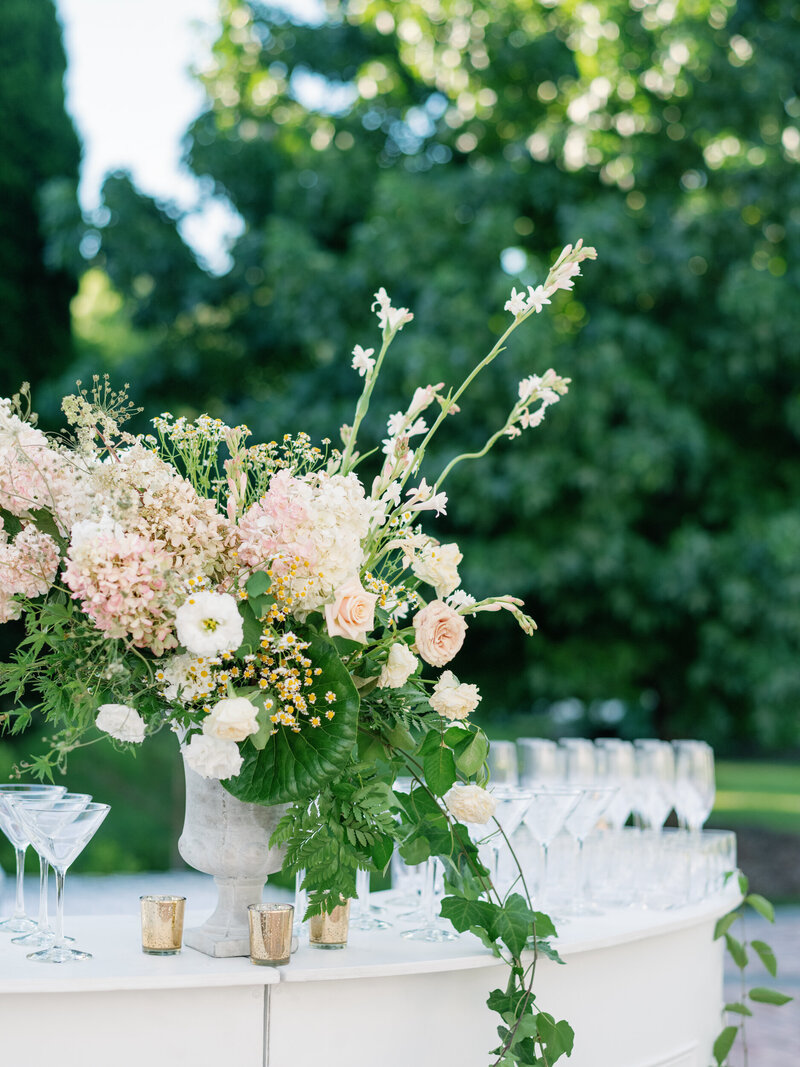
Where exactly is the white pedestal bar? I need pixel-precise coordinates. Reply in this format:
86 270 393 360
0 881 737 1067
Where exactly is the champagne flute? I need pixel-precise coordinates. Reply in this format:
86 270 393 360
517 739 562 785
0 784 66 934
16 801 110 963
672 740 715 832
487 741 519 785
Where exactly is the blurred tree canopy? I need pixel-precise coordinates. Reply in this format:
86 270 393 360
41 0 800 749
0 0 81 397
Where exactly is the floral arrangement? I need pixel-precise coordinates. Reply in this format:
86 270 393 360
0 240 595 1066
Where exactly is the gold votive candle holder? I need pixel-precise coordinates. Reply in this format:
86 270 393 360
308 899 350 950
248 903 294 966
140 895 186 956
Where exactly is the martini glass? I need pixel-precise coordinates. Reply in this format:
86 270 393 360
400 856 459 942
9 793 92 948
522 787 582 911
562 785 618 916
0 784 66 933
16 801 110 962
465 786 533 894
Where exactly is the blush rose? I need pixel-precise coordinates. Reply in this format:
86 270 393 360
412 600 467 667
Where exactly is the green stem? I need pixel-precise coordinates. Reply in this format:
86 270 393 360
341 332 393 473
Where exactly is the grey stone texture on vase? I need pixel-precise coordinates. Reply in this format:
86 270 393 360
178 759 288 957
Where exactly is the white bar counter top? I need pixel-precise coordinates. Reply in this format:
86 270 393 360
0 873 739 1067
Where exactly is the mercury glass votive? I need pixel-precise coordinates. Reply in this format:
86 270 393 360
248 903 294 966
140 895 186 956
308 900 350 950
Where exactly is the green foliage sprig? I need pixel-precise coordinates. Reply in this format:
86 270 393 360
712 873 793 1066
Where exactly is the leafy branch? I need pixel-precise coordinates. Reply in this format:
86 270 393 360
712 873 793 1066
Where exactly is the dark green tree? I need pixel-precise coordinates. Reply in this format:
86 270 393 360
0 0 82 399
68 0 800 748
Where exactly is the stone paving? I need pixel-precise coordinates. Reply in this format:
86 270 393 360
723 908 800 1067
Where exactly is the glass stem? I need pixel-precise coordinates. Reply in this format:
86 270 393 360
13 845 27 919
53 865 66 949
421 858 436 925
355 868 370 921
37 853 49 929
541 841 550 908
576 837 587 907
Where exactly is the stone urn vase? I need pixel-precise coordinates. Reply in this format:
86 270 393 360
178 757 289 958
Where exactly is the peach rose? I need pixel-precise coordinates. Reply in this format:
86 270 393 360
325 576 378 643
412 600 467 667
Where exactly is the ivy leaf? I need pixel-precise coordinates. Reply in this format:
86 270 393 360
750 940 778 978
533 910 557 940
725 933 748 969
491 893 535 957
745 894 775 923
455 730 489 777
748 987 793 1006
713 1025 739 1065
724 1003 752 1017
536 940 565 965
714 911 740 940
224 629 359 804
737 872 749 897
536 1013 575 1062
399 836 430 865
424 744 457 796
440 894 497 935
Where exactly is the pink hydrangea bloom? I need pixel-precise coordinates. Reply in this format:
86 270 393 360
0 523 61 621
63 531 180 654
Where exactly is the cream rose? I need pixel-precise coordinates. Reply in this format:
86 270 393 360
412 542 462 598
324 576 378 643
203 696 260 742
429 671 481 721
444 783 497 825
412 600 467 667
95 703 146 743
378 642 418 689
183 733 243 780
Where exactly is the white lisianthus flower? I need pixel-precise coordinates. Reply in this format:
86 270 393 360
443 783 497 825
429 671 481 721
183 733 243 780
203 696 260 742
378 642 418 689
95 703 146 743
412 542 462 598
175 591 243 656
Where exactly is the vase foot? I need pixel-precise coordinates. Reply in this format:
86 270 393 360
184 926 250 958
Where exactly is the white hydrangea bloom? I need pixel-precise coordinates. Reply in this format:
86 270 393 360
95 703 146 743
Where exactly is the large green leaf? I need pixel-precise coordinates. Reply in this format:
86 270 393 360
223 629 359 805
